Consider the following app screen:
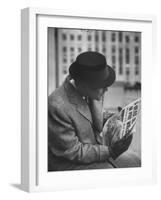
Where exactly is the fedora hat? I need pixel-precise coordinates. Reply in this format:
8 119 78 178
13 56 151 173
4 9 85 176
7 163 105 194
69 51 116 88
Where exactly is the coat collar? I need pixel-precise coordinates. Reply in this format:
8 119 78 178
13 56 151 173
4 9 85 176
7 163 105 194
63 76 93 124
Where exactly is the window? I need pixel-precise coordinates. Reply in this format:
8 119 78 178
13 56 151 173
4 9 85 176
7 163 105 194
95 33 99 42
135 46 139 53
88 35 92 41
111 33 115 42
63 67 68 74
119 55 123 75
102 47 106 54
119 66 123 75
102 31 106 42
62 46 67 52
125 35 130 43
95 46 99 51
126 48 130 64
119 48 123 54
70 59 74 63
135 67 139 75
119 56 123 65
62 33 67 40
135 56 139 65
70 34 74 40
70 47 74 52
112 55 115 64
119 32 123 42
112 46 115 53
78 47 82 52
135 56 139 75
126 68 130 75
78 35 82 40
63 58 67 63
134 36 139 42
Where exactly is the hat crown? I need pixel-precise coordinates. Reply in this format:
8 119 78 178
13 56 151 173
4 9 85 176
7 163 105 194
69 51 116 88
76 51 106 70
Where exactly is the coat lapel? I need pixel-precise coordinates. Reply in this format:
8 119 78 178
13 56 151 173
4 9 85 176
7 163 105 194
88 98 103 132
63 76 93 124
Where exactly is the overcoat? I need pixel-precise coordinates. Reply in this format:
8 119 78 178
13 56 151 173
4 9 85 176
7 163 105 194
48 76 141 171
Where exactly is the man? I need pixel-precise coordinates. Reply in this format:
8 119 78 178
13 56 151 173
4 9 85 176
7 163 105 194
48 51 141 171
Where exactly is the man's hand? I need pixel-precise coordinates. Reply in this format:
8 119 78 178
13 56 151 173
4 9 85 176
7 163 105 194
102 113 123 146
109 134 133 160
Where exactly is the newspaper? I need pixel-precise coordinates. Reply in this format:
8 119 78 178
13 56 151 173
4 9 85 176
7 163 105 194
102 98 141 146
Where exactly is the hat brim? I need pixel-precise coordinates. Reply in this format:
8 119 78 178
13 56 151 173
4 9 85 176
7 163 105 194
69 62 116 88
99 65 116 88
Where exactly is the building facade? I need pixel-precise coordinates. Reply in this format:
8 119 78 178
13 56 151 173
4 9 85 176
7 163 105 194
48 28 141 92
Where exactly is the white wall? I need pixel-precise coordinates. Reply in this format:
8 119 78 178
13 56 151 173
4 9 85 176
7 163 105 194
0 0 161 199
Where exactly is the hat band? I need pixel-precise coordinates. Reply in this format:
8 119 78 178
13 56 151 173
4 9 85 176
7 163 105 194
75 66 110 83
75 61 107 71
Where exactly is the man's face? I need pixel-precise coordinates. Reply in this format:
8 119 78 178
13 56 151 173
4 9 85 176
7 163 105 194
83 83 108 101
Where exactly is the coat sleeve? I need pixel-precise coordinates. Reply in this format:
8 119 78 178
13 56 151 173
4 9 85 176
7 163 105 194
48 104 110 164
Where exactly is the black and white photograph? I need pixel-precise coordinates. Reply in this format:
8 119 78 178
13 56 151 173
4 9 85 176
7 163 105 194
1 0 160 197
20 7 156 192
48 28 141 172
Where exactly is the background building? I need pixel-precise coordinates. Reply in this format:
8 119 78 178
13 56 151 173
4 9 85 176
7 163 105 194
56 28 141 87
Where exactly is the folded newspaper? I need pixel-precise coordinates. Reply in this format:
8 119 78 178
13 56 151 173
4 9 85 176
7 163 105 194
102 98 141 146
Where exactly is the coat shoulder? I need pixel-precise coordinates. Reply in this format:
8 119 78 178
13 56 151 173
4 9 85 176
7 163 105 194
48 85 72 114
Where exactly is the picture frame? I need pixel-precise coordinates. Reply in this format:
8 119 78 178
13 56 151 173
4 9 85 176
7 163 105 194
21 7 157 192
